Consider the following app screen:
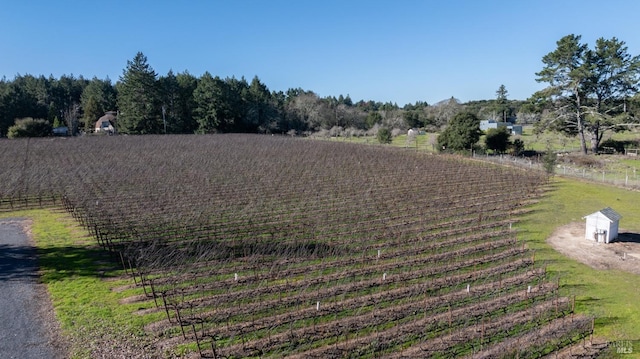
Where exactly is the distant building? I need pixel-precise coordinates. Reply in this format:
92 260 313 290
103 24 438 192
583 207 621 244
52 126 69 136
508 124 523 135
95 111 117 134
480 120 522 135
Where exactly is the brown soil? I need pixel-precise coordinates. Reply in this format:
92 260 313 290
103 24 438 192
546 222 640 275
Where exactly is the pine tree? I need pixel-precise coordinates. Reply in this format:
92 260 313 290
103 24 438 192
193 72 230 133
81 77 116 132
116 52 162 134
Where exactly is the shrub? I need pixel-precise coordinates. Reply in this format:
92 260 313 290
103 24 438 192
542 148 557 175
7 118 52 138
484 127 510 154
376 127 392 144
510 138 525 156
599 138 626 154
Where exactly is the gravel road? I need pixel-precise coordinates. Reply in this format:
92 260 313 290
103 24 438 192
0 218 66 359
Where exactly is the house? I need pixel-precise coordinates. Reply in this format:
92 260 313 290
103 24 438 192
583 207 622 243
480 119 506 132
479 120 523 135
95 111 117 134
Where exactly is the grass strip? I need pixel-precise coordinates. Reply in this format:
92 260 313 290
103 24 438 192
0 209 160 359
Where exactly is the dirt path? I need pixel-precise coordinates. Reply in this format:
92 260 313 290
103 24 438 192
546 221 640 275
0 218 66 359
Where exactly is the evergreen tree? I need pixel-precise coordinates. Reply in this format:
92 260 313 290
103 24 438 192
193 72 232 133
245 76 277 133
535 35 640 154
226 76 249 131
484 127 511 153
159 70 180 134
437 112 481 152
175 71 198 133
495 84 509 121
116 52 162 134
81 77 116 132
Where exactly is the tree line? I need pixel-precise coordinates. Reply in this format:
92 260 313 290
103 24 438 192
0 52 529 138
2 33 639 155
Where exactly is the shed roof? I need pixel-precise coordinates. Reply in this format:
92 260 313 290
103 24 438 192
584 207 622 222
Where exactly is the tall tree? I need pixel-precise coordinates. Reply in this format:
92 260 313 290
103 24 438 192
81 77 116 132
117 52 162 134
175 71 198 133
585 37 640 151
244 76 277 133
193 72 233 133
495 84 509 121
535 34 640 153
0 78 13 136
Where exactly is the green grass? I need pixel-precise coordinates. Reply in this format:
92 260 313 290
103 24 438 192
316 132 438 152
327 125 640 155
0 209 160 359
519 177 640 357
516 125 640 153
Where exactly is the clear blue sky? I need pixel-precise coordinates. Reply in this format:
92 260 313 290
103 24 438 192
1 0 638 106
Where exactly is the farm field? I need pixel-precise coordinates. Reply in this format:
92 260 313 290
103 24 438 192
327 127 640 190
0 134 599 358
330 125 640 154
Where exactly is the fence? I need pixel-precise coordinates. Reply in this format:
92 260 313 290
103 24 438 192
474 153 640 190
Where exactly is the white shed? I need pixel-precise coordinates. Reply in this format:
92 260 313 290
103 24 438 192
583 207 621 244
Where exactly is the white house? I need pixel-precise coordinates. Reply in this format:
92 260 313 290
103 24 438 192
583 207 621 243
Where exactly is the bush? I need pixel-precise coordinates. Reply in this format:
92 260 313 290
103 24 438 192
599 138 626 154
7 118 52 138
542 148 557 175
559 154 603 168
510 138 525 156
376 127 392 144
484 127 510 154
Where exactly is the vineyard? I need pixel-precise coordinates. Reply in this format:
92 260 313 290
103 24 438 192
0 134 594 358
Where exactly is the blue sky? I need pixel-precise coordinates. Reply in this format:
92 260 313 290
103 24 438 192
1 0 639 105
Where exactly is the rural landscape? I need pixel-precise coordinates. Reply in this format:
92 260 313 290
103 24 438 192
1 22 640 359
0 135 603 358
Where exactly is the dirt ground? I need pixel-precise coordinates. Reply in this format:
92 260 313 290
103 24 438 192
547 222 640 275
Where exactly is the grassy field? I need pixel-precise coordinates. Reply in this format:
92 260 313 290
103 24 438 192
329 125 640 154
2 165 640 357
519 177 640 357
330 128 640 188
